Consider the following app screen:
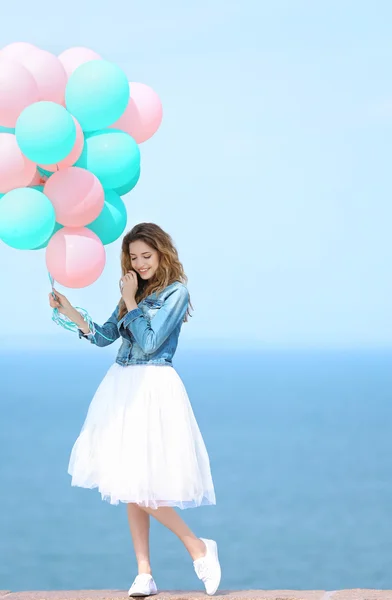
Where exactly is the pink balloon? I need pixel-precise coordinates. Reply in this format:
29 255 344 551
0 58 40 127
46 227 106 288
0 133 36 193
39 117 84 172
0 42 40 61
16 49 67 105
29 170 43 186
44 166 104 227
110 82 163 143
58 46 102 77
29 170 48 186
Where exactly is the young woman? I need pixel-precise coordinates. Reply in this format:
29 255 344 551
48 222 221 597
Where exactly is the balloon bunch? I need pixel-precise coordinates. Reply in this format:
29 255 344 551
0 42 162 288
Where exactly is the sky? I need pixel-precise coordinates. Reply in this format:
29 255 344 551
1 0 392 349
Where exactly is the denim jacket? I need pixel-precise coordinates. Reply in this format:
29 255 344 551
78 281 189 367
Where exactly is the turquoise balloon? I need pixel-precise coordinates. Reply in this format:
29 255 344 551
33 221 64 250
16 101 76 164
0 188 55 250
87 189 127 245
29 185 62 249
115 167 141 196
65 60 129 132
0 126 14 134
37 166 53 178
76 129 140 189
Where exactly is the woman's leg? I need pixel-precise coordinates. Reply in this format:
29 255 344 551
140 506 206 561
126 503 152 575
139 505 221 596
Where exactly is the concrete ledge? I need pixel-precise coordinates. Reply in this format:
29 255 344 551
1 591 392 600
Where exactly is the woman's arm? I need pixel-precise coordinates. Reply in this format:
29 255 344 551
118 284 189 354
76 306 120 348
49 289 120 348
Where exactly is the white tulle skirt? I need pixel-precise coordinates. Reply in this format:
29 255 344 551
68 363 216 508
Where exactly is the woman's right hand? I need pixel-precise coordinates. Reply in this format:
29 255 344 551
48 288 73 316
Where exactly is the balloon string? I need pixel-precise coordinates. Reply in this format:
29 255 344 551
48 271 117 342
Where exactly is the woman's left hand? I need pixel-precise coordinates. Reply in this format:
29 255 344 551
120 270 139 304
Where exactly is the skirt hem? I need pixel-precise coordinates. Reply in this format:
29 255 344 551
68 474 216 509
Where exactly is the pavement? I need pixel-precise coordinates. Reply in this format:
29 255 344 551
1 589 392 600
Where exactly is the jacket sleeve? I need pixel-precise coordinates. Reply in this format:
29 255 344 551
78 306 120 348
118 284 189 354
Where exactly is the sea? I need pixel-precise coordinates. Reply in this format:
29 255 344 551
1 345 392 593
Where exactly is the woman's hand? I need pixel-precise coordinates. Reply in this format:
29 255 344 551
48 288 73 317
49 288 91 333
120 270 139 306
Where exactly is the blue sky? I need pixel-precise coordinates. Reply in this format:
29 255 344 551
1 0 392 348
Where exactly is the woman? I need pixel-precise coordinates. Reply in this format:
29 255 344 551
49 222 221 596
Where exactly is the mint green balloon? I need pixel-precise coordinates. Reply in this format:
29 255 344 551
0 126 14 133
0 188 55 250
65 60 129 132
115 167 141 196
16 101 76 164
87 189 127 245
76 129 140 189
33 222 64 250
28 185 63 250
37 166 53 178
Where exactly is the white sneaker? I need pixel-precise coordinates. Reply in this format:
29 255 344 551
193 538 221 595
128 573 158 597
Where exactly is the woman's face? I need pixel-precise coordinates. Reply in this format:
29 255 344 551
129 240 160 280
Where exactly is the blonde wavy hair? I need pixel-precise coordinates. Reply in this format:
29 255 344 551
117 222 193 322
